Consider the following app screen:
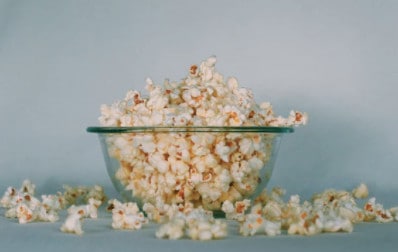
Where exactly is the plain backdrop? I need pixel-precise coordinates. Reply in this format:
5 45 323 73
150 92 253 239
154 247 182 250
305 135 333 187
1 0 397 203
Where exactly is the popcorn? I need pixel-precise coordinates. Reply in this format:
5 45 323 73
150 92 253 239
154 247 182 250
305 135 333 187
155 205 227 240
222 199 251 222
223 184 390 237
239 213 281 236
352 183 369 199
99 56 307 210
60 211 85 235
389 207 398 221
1 181 107 228
60 197 103 235
68 198 102 219
1 181 62 223
187 219 227 240
108 199 147 230
4 179 398 239
155 217 186 240
62 184 107 206
363 197 393 223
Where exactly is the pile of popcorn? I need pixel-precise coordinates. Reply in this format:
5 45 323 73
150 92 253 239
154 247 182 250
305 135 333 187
0 180 107 235
2 180 398 240
98 56 308 210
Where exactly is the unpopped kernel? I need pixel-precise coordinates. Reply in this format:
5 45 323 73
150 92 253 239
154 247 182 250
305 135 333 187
99 56 308 211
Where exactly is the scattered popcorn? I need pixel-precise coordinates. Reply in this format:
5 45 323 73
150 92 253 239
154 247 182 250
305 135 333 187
68 198 102 219
1 181 61 223
1 181 107 227
3 180 398 239
62 184 107 206
363 197 393 223
108 199 148 230
98 56 307 211
155 205 227 240
221 183 396 237
60 198 103 235
239 213 281 236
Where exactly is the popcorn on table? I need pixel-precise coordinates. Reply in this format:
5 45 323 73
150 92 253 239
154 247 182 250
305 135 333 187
0 180 106 227
155 206 227 240
220 183 398 237
99 56 308 211
60 198 103 235
3 180 398 239
1 180 62 223
108 199 148 230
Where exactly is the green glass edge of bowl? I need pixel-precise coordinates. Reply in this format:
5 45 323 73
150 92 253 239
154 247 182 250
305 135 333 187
86 126 294 133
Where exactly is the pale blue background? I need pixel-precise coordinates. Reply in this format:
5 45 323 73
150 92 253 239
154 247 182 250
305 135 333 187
1 1 398 251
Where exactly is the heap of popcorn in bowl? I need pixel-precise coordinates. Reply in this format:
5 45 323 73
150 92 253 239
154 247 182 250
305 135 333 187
95 56 307 211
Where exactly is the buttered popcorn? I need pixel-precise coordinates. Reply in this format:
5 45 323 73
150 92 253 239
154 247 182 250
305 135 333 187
99 56 307 210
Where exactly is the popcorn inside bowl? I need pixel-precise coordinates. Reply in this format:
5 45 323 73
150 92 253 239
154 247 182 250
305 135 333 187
91 56 307 211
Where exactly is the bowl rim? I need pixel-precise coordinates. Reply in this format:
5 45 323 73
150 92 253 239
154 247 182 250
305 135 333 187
86 126 294 133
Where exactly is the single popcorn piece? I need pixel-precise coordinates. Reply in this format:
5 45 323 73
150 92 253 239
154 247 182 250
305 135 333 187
60 211 85 235
109 199 148 230
363 197 393 223
222 199 251 222
352 183 369 199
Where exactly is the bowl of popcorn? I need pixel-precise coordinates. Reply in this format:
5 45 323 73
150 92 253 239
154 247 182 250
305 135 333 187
87 56 307 214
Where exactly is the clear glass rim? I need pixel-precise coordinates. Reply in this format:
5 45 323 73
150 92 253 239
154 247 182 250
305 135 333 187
86 126 294 133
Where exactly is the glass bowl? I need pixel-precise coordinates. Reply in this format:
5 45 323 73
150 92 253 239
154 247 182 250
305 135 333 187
87 126 293 213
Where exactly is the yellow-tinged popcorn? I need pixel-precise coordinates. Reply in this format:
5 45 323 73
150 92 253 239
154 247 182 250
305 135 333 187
352 183 369 199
